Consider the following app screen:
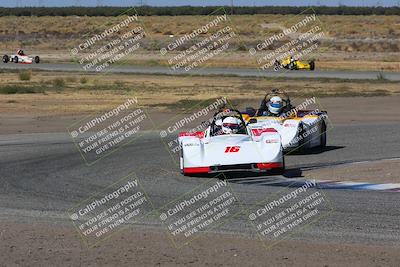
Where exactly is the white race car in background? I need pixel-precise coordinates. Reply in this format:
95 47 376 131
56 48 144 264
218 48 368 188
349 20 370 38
3 51 40 64
179 109 285 176
243 91 327 152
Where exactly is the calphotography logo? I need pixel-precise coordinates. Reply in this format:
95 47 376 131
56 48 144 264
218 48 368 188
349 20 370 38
159 8 237 73
69 9 146 73
67 97 152 165
247 180 334 250
158 97 229 159
70 213 79 221
157 177 242 248
68 174 152 247
249 9 325 72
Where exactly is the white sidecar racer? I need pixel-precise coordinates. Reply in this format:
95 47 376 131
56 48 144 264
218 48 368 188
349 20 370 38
179 109 285 176
243 91 327 152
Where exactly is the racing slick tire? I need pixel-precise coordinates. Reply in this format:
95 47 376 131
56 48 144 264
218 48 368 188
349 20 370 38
273 156 285 175
2 55 9 63
309 61 315 71
273 60 281 71
14 56 18 63
296 123 307 153
34 56 40 64
180 149 184 175
245 107 257 117
319 121 327 148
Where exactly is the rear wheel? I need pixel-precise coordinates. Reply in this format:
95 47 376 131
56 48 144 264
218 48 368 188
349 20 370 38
14 56 18 63
296 123 307 153
275 155 285 175
34 56 40 64
2 55 9 63
309 61 315 71
319 121 327 148
180 148 185 175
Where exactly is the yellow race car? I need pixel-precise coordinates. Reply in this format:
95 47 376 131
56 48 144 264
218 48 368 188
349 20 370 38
274 57 315 71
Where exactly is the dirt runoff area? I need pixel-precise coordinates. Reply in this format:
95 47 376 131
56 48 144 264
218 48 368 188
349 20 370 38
1 220 399 267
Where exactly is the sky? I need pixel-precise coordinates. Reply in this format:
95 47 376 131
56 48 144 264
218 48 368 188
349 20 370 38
3 0 400 7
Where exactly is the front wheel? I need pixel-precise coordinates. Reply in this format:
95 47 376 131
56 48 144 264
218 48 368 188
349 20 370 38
289 63 297 70
34 56 40 64
2 55 9 63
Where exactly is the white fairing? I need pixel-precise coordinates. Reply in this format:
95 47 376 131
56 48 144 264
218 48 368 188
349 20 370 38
10 55 33 63
179 128 283 172
249 115 327 150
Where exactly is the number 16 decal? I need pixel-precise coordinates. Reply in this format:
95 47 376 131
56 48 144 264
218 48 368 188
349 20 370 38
225 146 240 153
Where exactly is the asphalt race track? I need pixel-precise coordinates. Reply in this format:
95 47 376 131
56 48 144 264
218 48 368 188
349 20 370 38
1 62 400 81
1 122 400 246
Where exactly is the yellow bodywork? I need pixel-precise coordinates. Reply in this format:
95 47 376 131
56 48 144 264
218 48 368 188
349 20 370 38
279 57 315 70
243 113 319 124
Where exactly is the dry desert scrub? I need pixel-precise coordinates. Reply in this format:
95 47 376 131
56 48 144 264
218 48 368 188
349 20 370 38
0 71 397 114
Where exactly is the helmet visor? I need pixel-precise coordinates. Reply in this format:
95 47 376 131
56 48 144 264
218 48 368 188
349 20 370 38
270 102 282 108
223 123 240 129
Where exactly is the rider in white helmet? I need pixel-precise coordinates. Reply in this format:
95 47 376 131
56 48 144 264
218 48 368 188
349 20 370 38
257 89 292 117
267 96 283 116
289 56 296 69
221 116 242 134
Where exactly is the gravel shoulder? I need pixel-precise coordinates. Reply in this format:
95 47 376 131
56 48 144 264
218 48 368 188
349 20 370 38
2 221 400 267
